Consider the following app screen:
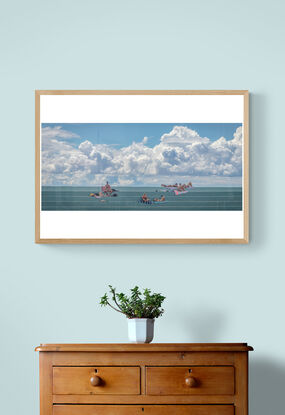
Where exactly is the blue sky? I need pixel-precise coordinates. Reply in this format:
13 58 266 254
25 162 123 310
41 123 243 187
42 123 242 148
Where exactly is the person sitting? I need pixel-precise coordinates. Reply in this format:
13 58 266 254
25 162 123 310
105 181 112 193
141 193 149 203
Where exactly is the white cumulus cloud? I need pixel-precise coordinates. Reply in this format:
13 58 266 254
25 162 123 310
41 125 243 186
161 126 210 145
42 126 80 139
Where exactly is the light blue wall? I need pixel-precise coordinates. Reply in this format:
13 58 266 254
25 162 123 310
0 0 284 414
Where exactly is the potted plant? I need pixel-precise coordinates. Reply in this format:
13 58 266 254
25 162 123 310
100 285 166 343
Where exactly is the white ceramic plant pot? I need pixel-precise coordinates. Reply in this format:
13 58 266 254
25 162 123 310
127 318 154 343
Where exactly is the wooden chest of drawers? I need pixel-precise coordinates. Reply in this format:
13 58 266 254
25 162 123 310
35 343 253 415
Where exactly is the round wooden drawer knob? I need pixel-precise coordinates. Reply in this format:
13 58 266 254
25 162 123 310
90 375 101 386
185 376 197 387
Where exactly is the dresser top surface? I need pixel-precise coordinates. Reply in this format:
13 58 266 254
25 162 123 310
35 343 253 352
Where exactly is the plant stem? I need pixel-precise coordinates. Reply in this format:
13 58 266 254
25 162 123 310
113 296 125 312
107 301 126 315
110 287 125 313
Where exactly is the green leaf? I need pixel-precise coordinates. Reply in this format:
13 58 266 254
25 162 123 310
99 286 166 319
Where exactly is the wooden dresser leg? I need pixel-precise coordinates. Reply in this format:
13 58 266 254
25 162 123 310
235 352 249 415
39 353 53 415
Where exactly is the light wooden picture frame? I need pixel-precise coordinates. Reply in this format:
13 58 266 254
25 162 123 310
35 90 249 244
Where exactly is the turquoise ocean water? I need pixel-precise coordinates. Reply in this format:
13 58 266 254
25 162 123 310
41 186 242 211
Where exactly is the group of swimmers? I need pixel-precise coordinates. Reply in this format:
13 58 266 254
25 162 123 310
161 181 192 191
141 193 165 203
177 182 192 191
89 181 192 204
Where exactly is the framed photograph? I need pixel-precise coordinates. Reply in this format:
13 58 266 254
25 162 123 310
35 90 249 244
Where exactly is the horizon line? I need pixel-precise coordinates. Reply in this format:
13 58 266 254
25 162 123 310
41 184 242 188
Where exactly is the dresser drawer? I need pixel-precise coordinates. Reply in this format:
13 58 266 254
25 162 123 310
54 405 234 415
53 367 140 395
146 366 234 395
